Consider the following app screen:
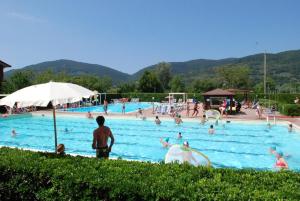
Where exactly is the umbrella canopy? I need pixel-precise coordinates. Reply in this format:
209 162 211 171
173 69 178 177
0 81 93 108
0 81 94 153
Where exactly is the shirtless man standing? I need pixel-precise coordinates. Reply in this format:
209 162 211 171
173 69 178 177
92 116 115 159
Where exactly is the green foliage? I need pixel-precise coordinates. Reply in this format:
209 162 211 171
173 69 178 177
2 70 33 93
1 147 300 200
117 82 137 93
215 64 251 89
155 62 172 90
170 75 185 92
138 71 163 93
278 104 300 116
191 79 219 93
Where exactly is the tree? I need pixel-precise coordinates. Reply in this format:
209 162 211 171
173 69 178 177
117 82 136 93
215 65 251 89
254 77 276 93
191 79 219 93
170 76 185 92
3 71 33 93
155 62 171 91
138 71 163 92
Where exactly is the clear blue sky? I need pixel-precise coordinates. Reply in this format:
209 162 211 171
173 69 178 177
1 0 300 74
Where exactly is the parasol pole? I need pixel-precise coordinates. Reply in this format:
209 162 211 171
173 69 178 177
52 103 58 153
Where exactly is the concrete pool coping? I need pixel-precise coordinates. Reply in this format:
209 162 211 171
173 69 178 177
29 110 300 131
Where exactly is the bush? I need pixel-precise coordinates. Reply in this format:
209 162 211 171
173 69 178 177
1 148 300 200
278 104 300 116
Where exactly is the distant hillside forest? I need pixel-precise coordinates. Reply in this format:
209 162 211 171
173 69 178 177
2 50 300 94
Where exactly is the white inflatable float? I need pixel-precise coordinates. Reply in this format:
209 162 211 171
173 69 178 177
165 144 211 167
205 109 221 120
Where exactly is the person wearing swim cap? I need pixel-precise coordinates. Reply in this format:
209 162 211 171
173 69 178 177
269 146 277 155
160 137 170 148
275 151 288 169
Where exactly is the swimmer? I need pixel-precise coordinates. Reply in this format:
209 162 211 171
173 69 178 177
175 115 183 125
200 115 206 125
155 116 161 125
11 129 17 137
63 128 73 133
215 119 219 126
181 141 198 164
275 151 288 169
86 111 93 119
288 124 293 132
177 132 182 139
208 125 215 134
267 123 271 129
269 146 277 156
160 137 171 148
41 114 45 117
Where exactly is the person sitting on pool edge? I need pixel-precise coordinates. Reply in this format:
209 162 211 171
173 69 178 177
160 137 171 148
57 144 65 155
92 116 115 159
208 125 215 134
86 111 93 119
275 151 289 169
155 116 161 125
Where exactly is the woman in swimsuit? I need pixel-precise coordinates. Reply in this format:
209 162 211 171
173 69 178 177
275 151 288 169
192 102 199 117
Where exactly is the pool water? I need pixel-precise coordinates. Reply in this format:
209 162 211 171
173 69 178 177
1 115 300 171
63 102 153 113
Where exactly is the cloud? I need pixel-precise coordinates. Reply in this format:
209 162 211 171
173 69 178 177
7 11 45 23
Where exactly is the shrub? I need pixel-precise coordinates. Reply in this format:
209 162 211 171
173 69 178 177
1 147 300 200
278 104 300 116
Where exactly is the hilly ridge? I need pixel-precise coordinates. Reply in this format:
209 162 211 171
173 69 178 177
4 49 300 86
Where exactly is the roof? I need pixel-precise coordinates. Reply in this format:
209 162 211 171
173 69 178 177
202 88 235 96
0 60 11 68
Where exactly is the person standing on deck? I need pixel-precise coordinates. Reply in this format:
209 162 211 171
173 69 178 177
92 116 115 159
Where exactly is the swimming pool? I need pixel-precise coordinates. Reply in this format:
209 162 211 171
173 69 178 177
1 115 300 171
63 102 153 113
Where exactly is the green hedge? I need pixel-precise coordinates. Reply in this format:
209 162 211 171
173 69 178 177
1 148 300 200
278 104 300 116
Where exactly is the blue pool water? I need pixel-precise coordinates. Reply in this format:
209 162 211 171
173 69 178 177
1 115 300 171
63 102 152 113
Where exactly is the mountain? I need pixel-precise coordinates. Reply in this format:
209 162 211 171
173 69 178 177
4 49 300 86
5 59 130 84
132 50 300 85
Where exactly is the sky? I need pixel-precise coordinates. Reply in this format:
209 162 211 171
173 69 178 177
0 0 300 74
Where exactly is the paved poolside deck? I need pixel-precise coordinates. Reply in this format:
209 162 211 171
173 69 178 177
32 103 300 129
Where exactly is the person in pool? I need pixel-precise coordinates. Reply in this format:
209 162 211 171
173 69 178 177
160 137 171 148
288 124 293 132
155 116 161 125
175 115 183 125
275 151 288 169
177 132 182 139
11 129 17 137
200 115 206 125
86 111 93 119
208 125 215 134
181 141 198 164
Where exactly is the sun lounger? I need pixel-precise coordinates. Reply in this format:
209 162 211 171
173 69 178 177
131 98 139 102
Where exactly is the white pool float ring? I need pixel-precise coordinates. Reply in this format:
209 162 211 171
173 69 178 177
205 109 221 120
165 144 211 167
